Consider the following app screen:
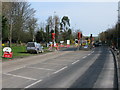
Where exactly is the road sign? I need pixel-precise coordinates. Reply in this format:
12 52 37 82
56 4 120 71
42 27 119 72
67 40 70 45
3 47 12 53
3 52 13 58
3 47 13 58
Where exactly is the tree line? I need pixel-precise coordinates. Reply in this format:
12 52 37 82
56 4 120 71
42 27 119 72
99 23 120 49
2 1 79 46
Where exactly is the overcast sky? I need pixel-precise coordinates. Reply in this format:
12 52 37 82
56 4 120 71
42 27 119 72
30 2 118 36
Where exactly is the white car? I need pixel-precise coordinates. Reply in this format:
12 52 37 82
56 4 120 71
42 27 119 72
26 42 44 54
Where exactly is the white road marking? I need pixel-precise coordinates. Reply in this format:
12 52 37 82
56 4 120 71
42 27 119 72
53 66 68 74
25 79 42 88
3 73 37 81
27 67 54 71
82 56 87 59
72 60 80 65
12 66 26 71
87 53 91 56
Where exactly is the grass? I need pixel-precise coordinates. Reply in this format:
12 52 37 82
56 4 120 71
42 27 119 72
1 43 69 60
2 45 52 60
11 46 32 58
2 46 33 59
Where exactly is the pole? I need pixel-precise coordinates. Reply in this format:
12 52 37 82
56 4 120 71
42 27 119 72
90 34 92 49
117 23 119 48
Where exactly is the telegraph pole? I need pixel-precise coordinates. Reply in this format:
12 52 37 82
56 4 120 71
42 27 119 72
117 1 120 49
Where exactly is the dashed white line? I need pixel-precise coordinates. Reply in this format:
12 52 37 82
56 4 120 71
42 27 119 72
3 73 37 81
25 79 42 88
82 56 87 59
87 53 91 56
72 60 80 65
27 67 54 71
53 66 68 74
12 66 26 71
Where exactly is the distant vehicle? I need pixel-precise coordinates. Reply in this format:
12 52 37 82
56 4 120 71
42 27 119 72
26 42 44 54
93 42 99 47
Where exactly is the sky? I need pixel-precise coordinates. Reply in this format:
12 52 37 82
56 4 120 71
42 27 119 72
29 2 118 36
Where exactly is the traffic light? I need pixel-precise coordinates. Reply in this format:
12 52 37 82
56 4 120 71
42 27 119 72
52 33 55 40
90 34 92 38
75 40 78 43
81 33 82 38
78 32 82 40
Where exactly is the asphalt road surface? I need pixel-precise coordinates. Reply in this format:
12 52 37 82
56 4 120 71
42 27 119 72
2 46 117 89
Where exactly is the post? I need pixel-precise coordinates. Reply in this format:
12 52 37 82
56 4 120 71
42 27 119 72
90 34 93 49
117 23 119 49
52 33 55 48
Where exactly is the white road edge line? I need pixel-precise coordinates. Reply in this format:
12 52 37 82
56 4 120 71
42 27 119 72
3 73 37 81
82 56 87 59
53 66 68 74
25 79 42 88
72 60 80 65
27 67 54 71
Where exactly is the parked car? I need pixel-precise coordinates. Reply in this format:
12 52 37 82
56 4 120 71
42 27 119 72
26 42 44 54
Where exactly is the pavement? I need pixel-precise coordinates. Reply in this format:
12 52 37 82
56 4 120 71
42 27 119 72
2 46 117 89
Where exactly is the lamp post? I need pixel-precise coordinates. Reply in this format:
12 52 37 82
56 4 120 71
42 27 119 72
117 1 120 49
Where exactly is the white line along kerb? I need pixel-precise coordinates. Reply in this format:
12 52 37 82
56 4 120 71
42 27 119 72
53 66 68 74
72 60 80 65
25 79 42 88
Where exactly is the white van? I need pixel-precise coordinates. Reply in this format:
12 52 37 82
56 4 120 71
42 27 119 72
26 42 44 54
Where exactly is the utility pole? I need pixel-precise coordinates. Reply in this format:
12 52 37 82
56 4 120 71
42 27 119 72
117 1 120 49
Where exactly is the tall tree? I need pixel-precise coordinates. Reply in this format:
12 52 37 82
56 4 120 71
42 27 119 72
2 2 36 45
60 16 70 41
27 17 37 42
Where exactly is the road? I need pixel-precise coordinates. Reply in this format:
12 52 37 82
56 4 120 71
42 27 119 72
2 46 117 89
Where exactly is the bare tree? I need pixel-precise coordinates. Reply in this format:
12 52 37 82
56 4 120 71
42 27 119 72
2 2 36 45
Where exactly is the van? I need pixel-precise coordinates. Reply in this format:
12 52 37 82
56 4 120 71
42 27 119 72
26 42 44 54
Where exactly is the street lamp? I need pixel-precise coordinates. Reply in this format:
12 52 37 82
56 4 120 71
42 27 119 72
117 1 120 48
